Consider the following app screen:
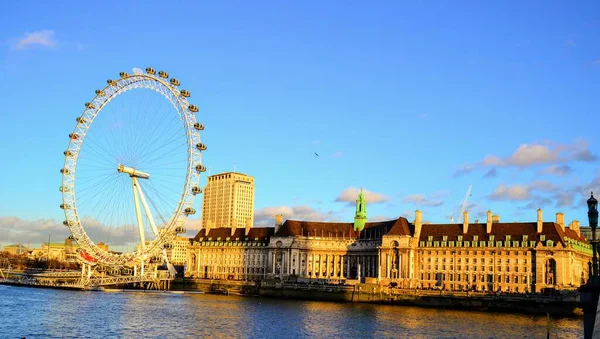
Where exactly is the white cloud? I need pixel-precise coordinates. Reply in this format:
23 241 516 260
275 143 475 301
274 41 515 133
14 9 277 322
402 191 446 207
460 140 596 177
13 30 57 50
539 164 572 176
0 216 140 248
483 140 596 167
483 168 497 178
254 205 341 226
335 187 390 205
453 164 474 177
488 184 531 201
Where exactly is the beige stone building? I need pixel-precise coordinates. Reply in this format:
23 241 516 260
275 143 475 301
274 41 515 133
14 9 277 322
187 192 592 293
202 172 255 230
186 225 273 280
167 236 190 265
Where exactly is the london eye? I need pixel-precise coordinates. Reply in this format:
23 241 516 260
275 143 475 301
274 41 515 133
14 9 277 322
59 67 205 276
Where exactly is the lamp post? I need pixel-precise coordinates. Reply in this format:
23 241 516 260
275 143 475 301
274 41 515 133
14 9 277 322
581 192 600 339
588 192 598 285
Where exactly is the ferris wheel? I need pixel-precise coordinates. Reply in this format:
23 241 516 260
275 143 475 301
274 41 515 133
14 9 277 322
60 67 205 270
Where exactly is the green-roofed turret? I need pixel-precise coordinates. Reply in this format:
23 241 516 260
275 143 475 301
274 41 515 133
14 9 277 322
353 188 368 232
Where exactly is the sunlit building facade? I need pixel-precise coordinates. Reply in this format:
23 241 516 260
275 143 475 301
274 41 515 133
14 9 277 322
201 172 255 230
167 236 190 265
188 193 592 293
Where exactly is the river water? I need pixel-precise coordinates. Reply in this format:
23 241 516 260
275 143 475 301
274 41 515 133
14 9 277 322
0 285 583 338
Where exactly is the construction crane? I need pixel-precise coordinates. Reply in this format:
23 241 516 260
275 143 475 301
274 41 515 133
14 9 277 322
450 185 473 223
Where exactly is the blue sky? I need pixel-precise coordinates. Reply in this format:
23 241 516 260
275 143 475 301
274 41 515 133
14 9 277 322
1 1 600 246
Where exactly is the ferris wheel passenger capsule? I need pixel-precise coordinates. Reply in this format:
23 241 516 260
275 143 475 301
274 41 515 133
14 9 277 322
60 168 70 174
163 243 173 249
180 89 190 97
107 79 117 86
95 89 105 96
85 102 95 109
196 143 207 151
175 226 187 234
193 122 204 130
170 78 180 86
119 72 128 78
158 70 169 78
188 104 198 113
196 164 206 173
145 67 156 75
184 207 196 215
59 186 70 192
60 203 71 210
76 117 87 124
63 220 75 226
69 133 79 140
192 186 202 195
64 150 74 157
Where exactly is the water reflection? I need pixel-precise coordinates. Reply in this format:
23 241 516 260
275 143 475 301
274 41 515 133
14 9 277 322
0 286 583 339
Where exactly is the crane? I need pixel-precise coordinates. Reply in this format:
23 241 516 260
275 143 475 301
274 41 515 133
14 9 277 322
450 185 472 223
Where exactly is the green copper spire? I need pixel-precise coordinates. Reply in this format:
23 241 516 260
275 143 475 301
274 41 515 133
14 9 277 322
353 187 368 232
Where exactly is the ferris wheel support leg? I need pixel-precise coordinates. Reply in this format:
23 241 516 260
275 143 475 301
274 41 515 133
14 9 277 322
134 181 160 237
132 177 146 248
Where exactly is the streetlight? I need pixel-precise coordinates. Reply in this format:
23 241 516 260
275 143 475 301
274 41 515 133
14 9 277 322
588 192 598 284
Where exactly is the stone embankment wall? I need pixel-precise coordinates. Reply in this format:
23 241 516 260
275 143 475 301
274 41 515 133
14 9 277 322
175 279 580 316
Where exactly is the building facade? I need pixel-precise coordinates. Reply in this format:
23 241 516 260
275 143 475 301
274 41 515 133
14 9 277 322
187 193 592 293
167 236 191 265
201 172 255 230
186 225 273 280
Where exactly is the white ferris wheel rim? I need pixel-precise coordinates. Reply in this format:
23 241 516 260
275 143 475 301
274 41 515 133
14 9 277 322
60 68 203 267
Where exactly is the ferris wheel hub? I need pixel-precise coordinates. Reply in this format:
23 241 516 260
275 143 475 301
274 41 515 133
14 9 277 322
117 164 150 179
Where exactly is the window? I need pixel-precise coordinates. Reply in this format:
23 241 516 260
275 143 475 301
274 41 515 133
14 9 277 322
473 235 478 242
540 235 546 241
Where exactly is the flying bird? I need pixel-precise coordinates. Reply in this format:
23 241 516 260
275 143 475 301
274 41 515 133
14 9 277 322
314 152 319 158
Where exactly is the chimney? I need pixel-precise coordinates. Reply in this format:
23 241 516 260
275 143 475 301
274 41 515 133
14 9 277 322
537 208 543 233
486 210 493 233
571 220 581 236
275 214 284 233
245 218 252 236
492 215 500 223
463 211 469 234
555 212 565 232
414 210 423 239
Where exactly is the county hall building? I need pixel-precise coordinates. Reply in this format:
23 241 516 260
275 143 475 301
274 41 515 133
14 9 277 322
186 179 591 293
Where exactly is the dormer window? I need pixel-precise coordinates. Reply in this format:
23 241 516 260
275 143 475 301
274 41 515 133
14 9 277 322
428 236 433 242
506 235 511 242
540 235 546 242
523 235 528 242
458 236 463 242
473 235 478 242
443 236 448 242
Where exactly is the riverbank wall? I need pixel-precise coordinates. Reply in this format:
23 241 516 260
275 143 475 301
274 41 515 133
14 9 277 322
173 278 581 316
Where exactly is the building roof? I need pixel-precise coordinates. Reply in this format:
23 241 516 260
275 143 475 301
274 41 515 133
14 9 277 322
419 222 588 245
274 217 413 238
194 227 274 241
208 171 252 179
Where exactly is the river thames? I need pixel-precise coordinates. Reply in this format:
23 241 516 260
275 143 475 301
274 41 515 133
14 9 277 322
0 285 583 338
